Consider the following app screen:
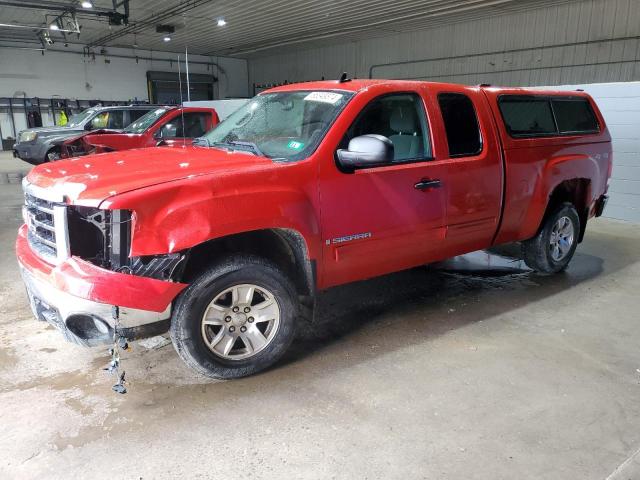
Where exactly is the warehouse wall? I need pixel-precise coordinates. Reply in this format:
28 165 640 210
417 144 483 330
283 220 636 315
553 82 640 223
248 0 640 89
0 46 248 101
0 45 248 143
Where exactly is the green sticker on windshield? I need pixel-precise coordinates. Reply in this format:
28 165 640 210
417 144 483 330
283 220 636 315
287 140 304 150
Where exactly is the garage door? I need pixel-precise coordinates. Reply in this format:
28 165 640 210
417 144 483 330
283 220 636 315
543 82 640 223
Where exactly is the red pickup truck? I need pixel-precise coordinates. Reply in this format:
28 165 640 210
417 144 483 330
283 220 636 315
57 106 219 158
17 79 611 379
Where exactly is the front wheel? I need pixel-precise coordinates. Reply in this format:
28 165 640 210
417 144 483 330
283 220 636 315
522 202 580 274
46 147 61 161
170 256 298 379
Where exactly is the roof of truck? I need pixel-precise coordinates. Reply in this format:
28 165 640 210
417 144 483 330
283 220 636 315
266 79 591 98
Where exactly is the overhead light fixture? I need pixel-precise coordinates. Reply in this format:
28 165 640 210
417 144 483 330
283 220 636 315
81 1 93 8
163 36 171 42
217 18 227 27
49 23 59 30
41 30 54 45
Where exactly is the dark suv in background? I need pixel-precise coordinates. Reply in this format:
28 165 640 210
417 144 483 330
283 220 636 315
13 105 158 164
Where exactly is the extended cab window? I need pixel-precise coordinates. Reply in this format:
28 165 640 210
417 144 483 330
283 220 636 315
342 93 431 162
437 93 482 157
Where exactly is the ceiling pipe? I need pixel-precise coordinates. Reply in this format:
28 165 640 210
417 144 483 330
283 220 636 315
0 23 53 30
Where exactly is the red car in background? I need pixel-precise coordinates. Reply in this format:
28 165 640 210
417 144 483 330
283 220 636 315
58 106 219 158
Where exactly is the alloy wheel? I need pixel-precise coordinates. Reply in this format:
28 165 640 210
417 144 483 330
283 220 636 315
201 284 280 360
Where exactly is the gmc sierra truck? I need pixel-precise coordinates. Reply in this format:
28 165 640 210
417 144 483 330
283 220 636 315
17 79 611 379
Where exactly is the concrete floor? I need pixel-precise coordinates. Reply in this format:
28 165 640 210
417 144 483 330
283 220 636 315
1 173 640 479
0 150 31 175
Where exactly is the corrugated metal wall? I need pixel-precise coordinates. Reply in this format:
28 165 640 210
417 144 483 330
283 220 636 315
248 0 640 89
562 82 640 222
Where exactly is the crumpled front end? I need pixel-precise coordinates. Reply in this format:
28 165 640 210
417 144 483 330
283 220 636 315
16 178 188 346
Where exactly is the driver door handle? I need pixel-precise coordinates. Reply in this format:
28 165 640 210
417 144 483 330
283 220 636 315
414 179 442 191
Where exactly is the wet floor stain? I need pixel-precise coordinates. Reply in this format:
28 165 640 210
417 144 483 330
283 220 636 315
0 345 17 370
432 248 530 277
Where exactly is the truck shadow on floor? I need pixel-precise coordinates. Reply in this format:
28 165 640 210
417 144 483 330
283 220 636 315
282 245 612 369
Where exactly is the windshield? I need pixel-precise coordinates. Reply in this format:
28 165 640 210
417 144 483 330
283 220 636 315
203 90 353 160
124 107 168 133
68 109 96 127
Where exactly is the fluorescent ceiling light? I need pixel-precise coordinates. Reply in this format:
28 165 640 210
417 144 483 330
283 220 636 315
217 18 227 27
81 1 93 8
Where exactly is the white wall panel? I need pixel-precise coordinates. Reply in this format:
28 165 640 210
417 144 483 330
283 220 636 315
541 81 640 222
0 46 248 101
0 46 248 142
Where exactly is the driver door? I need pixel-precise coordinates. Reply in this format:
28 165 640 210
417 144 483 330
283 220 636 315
318 90 449 287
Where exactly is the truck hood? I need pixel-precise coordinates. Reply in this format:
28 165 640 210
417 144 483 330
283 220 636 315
26 146 274 206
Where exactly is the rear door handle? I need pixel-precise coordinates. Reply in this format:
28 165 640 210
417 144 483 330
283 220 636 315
414 179 442 190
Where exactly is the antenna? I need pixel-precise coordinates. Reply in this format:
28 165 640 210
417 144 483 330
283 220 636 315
338 72 351 83
177 54 186 147
185 46 191 102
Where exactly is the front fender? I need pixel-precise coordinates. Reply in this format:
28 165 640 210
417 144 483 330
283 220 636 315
102 174 322 262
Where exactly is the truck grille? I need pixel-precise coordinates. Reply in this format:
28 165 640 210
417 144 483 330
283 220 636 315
23 183 70 264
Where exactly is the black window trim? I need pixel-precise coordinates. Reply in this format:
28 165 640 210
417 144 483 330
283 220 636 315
437 91 484 158
336 90 435 171
497 94 601 139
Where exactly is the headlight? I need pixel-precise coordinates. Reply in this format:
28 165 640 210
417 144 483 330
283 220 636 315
19 131 37 143
67 207 132 269
66 206 184 280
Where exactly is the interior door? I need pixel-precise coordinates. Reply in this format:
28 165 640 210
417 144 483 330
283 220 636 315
318 91 449 287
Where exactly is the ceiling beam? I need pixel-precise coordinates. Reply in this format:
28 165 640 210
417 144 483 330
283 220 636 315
86 0 214 48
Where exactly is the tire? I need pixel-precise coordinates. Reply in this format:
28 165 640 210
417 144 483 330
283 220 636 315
522 202 580 274
46 147 61 162
170 255 298 379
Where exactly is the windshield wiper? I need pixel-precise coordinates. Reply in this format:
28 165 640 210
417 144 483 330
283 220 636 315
211 140 266 157
227 140 264 157
192 136 211 147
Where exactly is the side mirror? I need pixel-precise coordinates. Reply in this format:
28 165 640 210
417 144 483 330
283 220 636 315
336 134 394 170
84 122 92 131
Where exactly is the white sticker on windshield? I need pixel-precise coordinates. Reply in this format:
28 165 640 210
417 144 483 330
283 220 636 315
304 92 344 104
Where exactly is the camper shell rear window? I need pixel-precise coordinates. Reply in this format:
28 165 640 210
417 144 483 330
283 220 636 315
498 95 600 138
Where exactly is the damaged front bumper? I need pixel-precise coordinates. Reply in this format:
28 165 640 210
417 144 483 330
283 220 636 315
16 225 187 346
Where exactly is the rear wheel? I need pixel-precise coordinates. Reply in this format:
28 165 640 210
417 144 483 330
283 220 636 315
522 202 580 274
170 256 298 379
